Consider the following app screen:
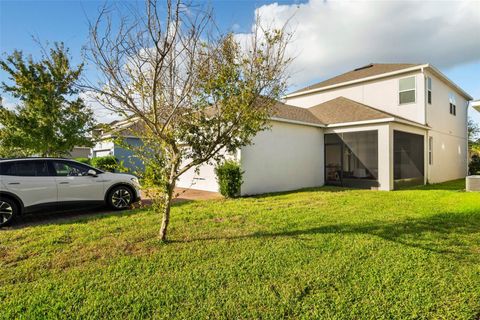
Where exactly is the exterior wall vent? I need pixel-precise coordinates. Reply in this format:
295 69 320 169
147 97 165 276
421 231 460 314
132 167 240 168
354 64 374 71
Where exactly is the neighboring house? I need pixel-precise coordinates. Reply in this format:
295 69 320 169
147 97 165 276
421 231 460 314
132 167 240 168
91 119 144 172
68 146 91 159
177 63 473 194
473 100 480 112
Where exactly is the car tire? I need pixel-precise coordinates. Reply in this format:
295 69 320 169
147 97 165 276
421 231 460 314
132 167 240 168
0 197 18 227
107 186 134 210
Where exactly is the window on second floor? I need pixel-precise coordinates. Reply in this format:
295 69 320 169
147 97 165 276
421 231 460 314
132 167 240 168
427 77 432 104
449 93 456 116
399 76 416 104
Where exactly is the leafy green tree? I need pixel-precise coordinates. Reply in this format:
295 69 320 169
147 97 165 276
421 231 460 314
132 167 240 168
0 43 95 157
468 118 480 157
86 0 292 241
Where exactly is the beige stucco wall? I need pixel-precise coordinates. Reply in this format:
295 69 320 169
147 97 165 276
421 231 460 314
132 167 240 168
427 130 468 183
285 71 426 125
176 161 220 192
176 150 237 193
424 70 469 182
240 121 324 195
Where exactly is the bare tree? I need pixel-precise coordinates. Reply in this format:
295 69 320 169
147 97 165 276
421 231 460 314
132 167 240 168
84 0 292 241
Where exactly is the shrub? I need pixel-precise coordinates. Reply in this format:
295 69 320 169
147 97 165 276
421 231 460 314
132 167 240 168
469 155 480 175
74 157 91 165
215 160 243 198
91 156 123 172
142 164 164 188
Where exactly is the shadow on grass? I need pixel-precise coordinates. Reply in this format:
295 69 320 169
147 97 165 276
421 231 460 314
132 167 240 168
247 179 467 199
396 179 466 191
247 185 355 199
176 210 480 261
1 198 195 230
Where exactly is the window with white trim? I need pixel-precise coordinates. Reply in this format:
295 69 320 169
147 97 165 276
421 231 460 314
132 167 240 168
449 93 456 115
428 136 433 165
399 76 416 104
427 77 432 104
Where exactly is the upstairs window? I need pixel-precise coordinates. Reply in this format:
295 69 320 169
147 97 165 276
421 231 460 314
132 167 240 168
427 77 432 104
399 76 416 104
449 93 456 116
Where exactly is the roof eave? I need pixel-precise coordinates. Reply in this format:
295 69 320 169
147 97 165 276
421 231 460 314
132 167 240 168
286 64 473 101
325 118 395 128
472 100 480 112
285 64 429 98
325 117 429 129
270 117 325 128
424 64 473 100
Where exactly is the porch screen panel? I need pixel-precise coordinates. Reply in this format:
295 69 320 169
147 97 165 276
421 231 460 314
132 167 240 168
341 131 379 180
393 131 424 180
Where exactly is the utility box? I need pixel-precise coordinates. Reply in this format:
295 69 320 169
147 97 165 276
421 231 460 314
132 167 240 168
466 176 480 192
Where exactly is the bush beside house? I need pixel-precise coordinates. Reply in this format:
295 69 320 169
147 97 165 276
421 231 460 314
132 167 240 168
469 155 480 175
215 160 243 198
74 157 91 165
75 156 127 173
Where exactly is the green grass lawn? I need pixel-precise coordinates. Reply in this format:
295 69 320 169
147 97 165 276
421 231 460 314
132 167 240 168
1 180 480 319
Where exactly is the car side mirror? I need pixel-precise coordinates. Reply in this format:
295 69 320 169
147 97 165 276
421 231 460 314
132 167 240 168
87 169 98 177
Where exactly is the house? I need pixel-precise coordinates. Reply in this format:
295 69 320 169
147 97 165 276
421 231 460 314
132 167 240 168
177 63 473 194
473 100 480 112
68 146 91 159
91 119 144 172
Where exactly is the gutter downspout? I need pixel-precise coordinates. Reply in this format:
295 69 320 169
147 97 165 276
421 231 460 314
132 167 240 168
421 65 429 185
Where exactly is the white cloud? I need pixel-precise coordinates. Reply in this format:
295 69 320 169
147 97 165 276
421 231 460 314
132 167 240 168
244 0 480 91
0 96 17 110
79 91 121 124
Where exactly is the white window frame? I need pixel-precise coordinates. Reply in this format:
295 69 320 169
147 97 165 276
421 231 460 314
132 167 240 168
428 136 433 165
449 93 456 116
427 77 432 104
398 76 416 105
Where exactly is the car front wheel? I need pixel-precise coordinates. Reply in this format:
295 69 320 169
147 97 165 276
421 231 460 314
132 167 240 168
0 198 18 227
108 186 133 210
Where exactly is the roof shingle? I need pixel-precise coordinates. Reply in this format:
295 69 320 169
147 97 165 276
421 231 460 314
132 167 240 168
307 97 397 125
272 97 423 127
289 63 422 95
271 101 324 126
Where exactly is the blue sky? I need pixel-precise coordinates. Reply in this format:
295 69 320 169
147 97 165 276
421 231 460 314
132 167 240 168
1 0 479 123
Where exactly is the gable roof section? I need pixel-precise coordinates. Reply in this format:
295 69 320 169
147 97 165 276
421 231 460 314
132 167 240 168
290 63 421 95
95 97 429 134
472 99 480 112
309 97 405 125
287 63 472 100
270 101 325 126
272 97 426 128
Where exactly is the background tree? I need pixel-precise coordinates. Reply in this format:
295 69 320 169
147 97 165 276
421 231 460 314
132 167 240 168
0 43 95 157
468 117 480 157
85 0 292 241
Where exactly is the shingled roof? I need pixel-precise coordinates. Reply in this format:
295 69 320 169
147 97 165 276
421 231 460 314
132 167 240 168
308 97 402 125
289 63 422 95
272 97 424 127
271 101 325 126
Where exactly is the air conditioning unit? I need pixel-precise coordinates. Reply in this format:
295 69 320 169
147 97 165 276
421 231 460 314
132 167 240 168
466 176 480 192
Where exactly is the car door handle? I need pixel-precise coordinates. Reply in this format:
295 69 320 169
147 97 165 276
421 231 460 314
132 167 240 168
8 182 20 185
59 182 69 184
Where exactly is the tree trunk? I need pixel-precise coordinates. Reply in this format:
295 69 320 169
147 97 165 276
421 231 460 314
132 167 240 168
159 180 175 241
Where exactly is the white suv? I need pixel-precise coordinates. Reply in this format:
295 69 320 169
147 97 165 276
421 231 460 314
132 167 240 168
0 158 141 226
